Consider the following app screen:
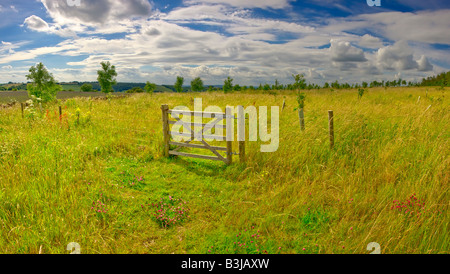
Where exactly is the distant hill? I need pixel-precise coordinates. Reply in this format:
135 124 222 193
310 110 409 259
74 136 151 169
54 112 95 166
59 82 176 93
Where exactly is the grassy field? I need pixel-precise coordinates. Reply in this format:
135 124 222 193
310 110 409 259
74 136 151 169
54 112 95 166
0 87 448 254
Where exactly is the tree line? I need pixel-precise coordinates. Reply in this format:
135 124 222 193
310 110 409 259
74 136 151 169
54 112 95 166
13 61 449 103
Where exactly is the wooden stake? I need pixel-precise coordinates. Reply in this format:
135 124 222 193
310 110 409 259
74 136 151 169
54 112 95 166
282 99 286 111
59 106 62 122
161 104 170 157
328 110 334 149
298 108 305 131
21 103 24 118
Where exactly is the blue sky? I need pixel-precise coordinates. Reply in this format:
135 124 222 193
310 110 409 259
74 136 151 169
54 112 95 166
0 0 449 85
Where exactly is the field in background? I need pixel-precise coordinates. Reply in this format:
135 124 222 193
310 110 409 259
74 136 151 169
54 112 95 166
0 91 122 104
0 87 448 254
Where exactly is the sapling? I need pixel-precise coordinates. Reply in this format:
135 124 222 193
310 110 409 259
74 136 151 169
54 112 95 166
358 88 365 99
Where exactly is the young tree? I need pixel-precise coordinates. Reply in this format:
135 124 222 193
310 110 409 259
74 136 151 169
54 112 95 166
81 83 93 92
26 62 61 103
174 76 184 93
292 74 306 90
97 61 117 93
145 81 157 94
223 77 233 93
191 77 204 92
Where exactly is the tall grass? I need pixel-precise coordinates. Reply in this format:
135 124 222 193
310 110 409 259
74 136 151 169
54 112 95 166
0 87 448 254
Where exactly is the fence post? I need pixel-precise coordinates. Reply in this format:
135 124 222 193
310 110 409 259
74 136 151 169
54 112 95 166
21 103 24 118
161 104 170 157
59 106 62 122
328 110 334 149
237 105 246 163
226 106 233 165
298 108 305 131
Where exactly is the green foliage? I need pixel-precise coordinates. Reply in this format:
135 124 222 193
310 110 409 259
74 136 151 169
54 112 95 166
358 88 365 99
223 77 233 93
233 84 241 91
81 83 93 92
191 77 204 92
205 226 281 254
300 208 332 233
144 81 156 94
292 74 306 90
26 62 60 103
125 87 144 93
420 71 450 87
175 76 184 93
294 91 306 110
97 61 117 93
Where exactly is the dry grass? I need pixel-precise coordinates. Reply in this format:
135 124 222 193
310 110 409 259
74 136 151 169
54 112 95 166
0 87 448 254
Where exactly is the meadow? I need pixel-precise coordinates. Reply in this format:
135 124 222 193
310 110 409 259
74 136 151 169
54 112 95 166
0 87 448 254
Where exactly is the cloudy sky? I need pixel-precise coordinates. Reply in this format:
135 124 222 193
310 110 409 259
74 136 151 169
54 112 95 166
0 0 449 85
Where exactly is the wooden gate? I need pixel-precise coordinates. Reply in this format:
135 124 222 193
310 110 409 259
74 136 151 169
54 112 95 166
161 104 245 165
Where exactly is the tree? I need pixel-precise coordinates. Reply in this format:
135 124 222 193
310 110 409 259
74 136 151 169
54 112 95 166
223 77 233 93
292 74 306 90
191 77 204 92
174 76 184 93
145 81 156 94
26 62 61 103
97 61 117 93
81 83 93 92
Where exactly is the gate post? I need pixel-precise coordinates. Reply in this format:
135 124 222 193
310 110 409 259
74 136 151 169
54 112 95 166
237 105 246 163
161 104 170 157
226 107 233 165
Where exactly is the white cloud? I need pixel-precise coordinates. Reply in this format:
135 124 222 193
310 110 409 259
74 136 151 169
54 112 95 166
24 15 50 32
376 40 433 72
41 0 152 25
184 0 292 9
359 34 383 49
359 10 450 45
417 55 433 72
330 39 367 62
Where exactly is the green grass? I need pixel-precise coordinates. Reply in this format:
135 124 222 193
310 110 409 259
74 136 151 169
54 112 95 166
0 87 448 254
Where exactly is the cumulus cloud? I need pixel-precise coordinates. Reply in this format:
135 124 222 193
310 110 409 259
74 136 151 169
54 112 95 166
330 40 367 62
376 40 433 72
417 55 433 72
